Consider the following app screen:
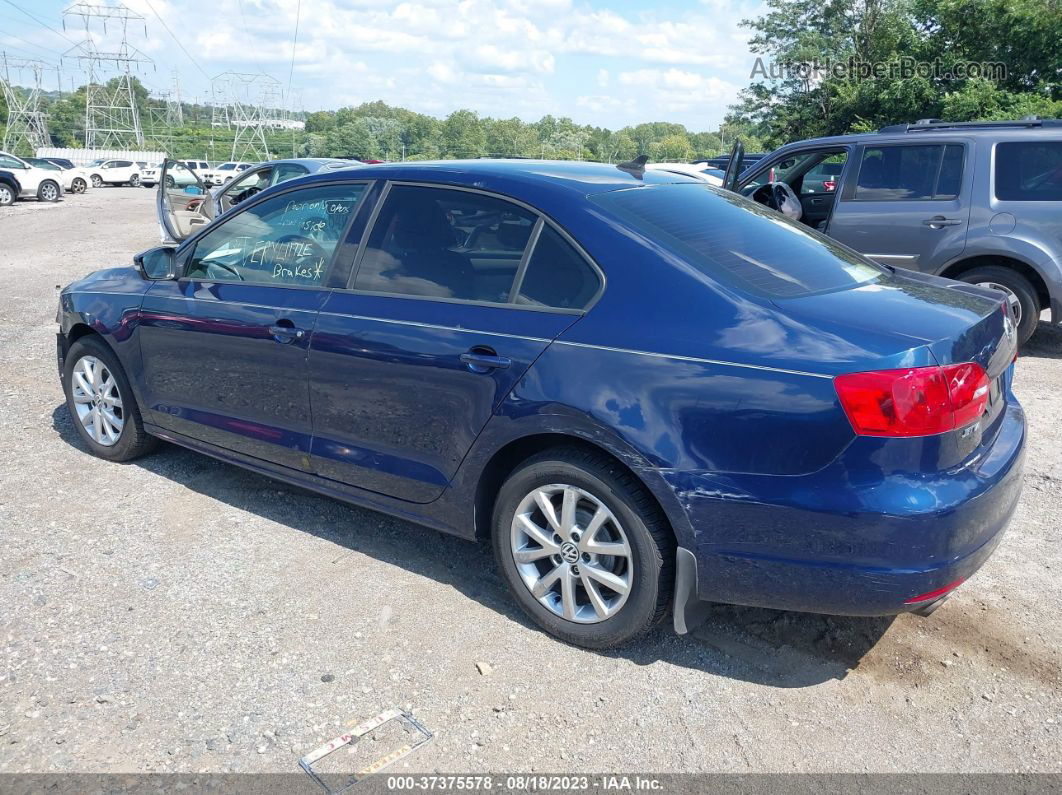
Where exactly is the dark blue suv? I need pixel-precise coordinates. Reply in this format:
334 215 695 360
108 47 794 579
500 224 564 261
56 159 1025 648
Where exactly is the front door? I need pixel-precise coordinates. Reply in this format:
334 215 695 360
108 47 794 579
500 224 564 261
139 180 370 470
827 142 972 271
307 183 603 503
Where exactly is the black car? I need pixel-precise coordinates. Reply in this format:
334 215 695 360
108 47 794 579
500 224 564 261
0 170 20 205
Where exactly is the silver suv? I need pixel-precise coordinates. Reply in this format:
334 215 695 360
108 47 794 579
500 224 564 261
724 118 1062 344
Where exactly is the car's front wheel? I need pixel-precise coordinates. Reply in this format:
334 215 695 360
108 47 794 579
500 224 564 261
71 177 87 194
62 336 157 462
90 174 103 188
0 183 14 205
129 174 140 187
37 180 60 202
492 447 674 649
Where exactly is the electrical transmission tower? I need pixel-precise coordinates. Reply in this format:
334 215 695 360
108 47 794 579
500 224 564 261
62 2 153 149
215 72 279 162
1 53 50 155
167 69 183 127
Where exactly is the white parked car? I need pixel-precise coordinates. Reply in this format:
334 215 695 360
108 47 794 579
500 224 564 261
140 162 163 187
25 157 90 194
0 150 65 201
211 161 254 185
87 159 142 188
178 159 219 185
645 161 724 185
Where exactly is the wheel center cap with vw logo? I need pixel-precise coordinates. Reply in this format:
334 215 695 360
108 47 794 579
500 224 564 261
560 542 580 564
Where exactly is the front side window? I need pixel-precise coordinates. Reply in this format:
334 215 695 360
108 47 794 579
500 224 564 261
854 144 964 200
995 141 1062 201
0 154 25 168
185 184 366 286
271 163 309 185
593 183 884 299
354 185 537 303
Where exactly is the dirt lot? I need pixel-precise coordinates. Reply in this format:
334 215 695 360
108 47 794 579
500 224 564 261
1 188 1060 775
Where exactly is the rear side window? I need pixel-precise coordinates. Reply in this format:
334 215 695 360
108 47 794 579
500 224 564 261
355 185 537 303
592 183 883 299
516 226 599 309
995 141 1062 201
855 144 964 200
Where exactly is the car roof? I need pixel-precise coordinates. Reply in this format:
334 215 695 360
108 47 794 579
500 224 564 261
298 158 699 196
772 121 1062 152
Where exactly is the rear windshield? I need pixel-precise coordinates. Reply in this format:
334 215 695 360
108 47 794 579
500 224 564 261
591 183 884 298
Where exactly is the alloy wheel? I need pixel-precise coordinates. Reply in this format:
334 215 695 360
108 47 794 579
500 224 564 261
510 484 633 624
91 175 102 188
130 175 140 187
72 179 86 193
0 185 12 204
70 355 125 446
41 183 58 201
976 281 1023 325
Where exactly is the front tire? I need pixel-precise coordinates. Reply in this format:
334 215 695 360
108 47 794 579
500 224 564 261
0 183 14 205
71 177 87 194
90 174 103 188
129 174 140 187
37 180 60 202
62 336 157 462
958 265 1041 346
492 447 674 649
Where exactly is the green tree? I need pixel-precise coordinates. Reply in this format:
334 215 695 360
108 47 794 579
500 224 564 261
441 109 487 158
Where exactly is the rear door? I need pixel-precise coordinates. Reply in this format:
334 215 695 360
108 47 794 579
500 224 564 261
307 182 603 502
139 179 370 468
827 142 972 271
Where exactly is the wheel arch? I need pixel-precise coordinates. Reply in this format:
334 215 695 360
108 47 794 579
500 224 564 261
939 254 1051 320
471 432 687 551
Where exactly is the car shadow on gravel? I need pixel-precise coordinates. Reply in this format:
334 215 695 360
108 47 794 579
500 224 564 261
1024 320 1062 359
53 404 893 689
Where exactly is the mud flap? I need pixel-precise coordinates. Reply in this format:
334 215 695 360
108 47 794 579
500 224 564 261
673 547 711 635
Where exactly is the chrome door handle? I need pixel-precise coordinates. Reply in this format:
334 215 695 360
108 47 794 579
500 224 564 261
460 351 511 372
923 216 961 228
269 324 305 344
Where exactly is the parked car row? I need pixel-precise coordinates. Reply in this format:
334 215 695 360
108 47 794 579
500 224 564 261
0 150 92 203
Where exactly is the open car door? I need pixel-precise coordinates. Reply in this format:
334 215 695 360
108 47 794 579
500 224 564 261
721 139 744 192
156 159 213 243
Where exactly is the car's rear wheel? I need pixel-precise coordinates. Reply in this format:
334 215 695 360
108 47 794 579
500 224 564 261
71 177 87 194
492 447 674 649
958 265 1040 346
37 180 60 202
129 174 140 187
90 174 103 188
62 336 157 462
0 184 14 205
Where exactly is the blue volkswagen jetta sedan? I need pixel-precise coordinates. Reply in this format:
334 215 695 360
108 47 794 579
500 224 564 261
56 158 1025 649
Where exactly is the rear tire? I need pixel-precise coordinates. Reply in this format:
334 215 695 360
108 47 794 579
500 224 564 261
957 265 1040 346
90 174 103 188
129 174 140 187
62 335 157 462
492 446 674 649
71 177 87 194
37 180 60 202
0 183 14 205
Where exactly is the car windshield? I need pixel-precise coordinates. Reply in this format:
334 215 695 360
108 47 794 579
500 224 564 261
28 159 60 170
218 163 236 170
591 183 884 298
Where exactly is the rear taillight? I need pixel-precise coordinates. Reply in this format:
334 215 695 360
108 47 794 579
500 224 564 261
823 180 836 191
834 363 990 437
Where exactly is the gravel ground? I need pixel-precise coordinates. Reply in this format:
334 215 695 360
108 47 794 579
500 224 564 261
1 188 1060 775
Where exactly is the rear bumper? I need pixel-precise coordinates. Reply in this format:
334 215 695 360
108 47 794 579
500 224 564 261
670 399 1025 625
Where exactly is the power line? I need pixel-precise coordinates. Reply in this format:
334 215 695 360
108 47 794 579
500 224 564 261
0 0 79 46
286 0 301 105
141 0 210 80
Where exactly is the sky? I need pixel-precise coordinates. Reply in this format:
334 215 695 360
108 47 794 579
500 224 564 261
0 0 764 132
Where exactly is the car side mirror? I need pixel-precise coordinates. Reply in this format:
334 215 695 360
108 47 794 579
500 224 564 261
134 246 177 280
